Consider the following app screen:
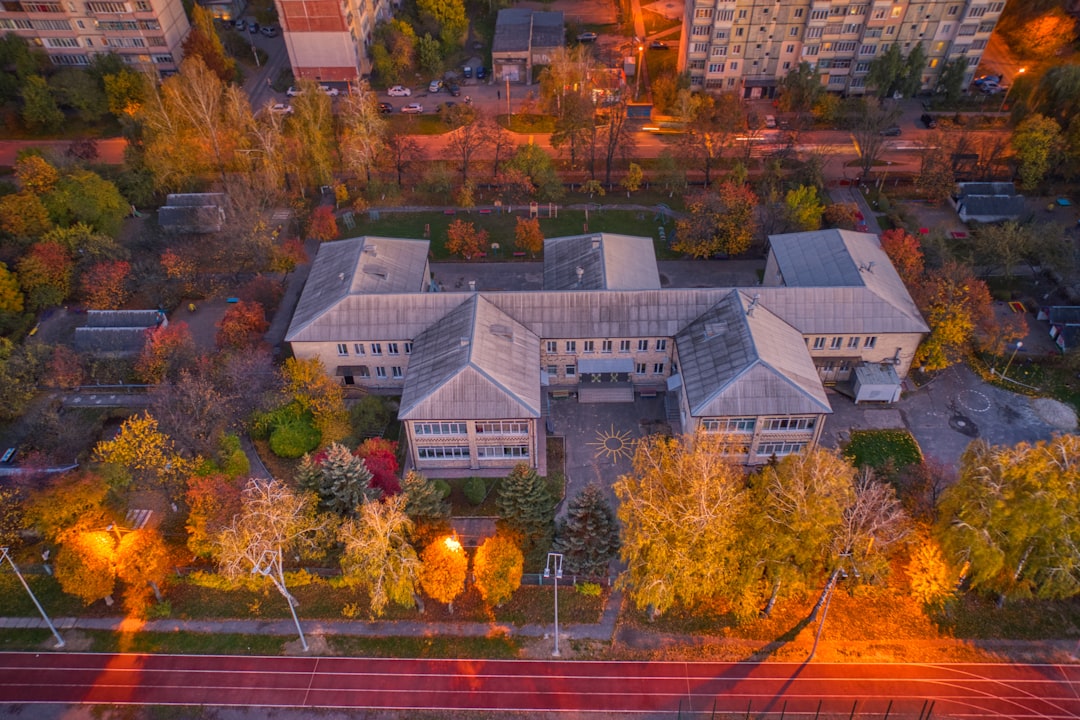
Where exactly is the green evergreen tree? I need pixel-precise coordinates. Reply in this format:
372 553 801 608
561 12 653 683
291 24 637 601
553 483 620 577
496 463 555 560
402 470 450 520
297 442 378 516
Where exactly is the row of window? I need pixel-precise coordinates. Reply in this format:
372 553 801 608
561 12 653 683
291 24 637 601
810 335 877 351
477 445 529 459
414 421 529 436
711 441 809 457
476 421 528 435
545 339 667 354
702 416 817 433
416 445 529 460
343 366 404 379
337 341 412 357
545 363 664 378
49 52 172 64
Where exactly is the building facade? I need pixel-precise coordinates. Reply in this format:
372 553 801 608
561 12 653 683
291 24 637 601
678 0 1008 97
0 0 189 74
274 0 393 81
286 230 928 476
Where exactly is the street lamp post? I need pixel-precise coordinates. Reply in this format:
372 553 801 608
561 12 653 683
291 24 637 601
635 44 644 101
544 552 564 657
1001 340 1024 380
999 67 1024 112
1 547 65 648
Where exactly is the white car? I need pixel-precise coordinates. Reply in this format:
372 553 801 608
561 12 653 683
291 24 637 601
320 85 340 97
269 103 293 115
388 85 411 97
401 103 424 114
286 86 303 97
764 114 777 129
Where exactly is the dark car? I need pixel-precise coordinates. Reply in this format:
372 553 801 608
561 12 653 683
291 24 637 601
248 21 259 34
378 102 393 114
649 40 669 50
475 66 488 80
462 66 472 79
920 113 938 129
879 125 902 137
448 83 461 96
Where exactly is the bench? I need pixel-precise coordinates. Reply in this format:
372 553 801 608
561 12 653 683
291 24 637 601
479 208 492 215
477 252 487 258
513 251 526 257
227 297 239 304
443 209 456 215
1 447 15 464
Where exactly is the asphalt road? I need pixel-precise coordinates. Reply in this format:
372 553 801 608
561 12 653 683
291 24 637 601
3 653 1080 718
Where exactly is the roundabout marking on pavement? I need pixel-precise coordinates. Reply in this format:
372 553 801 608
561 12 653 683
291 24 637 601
957 389 991 414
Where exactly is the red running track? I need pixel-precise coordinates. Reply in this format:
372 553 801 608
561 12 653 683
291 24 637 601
2 653 1080 718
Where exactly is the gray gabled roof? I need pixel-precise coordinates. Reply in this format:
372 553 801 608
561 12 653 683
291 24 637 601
956 182 1016 197
675 291 831 418
287 236 430 342
766 230 925 332
957 195 1027 219
399 295 541 420
493 9 564 53
543 234 660 291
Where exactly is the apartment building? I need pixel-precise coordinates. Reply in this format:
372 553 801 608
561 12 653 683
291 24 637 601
678 0 1008 97
0 0 189 74
286 229 928 476
275 0 392 81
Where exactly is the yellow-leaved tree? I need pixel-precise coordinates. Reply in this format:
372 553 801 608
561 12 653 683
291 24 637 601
282 357 349 444
338 494 421 617
473 534 523 607
419 535 468 614
93 412 196 495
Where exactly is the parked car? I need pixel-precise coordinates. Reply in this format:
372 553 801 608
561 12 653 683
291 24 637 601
879 125 902 136
261 25 278 37
981 83 1006 95
286 86 303 96
462 65 472 79
475 66 488 79
428 79 443 93
447 83 461 97
233 18 246 31
320 85 340 97
649 40 669 49
378 102 393 114
248 21 259 34
388 85 411 97
921 113 938 129
764 114 777 129
269 103 293 115
973 74 1001 87
401 103 424 114
577 31 598 42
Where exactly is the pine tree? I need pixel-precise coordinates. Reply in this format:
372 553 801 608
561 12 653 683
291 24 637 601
553 483 620 577
402 470 450 520
297 442 378 516
496 463 555 560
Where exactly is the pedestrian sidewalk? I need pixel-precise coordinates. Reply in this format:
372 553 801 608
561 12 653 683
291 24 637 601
0 590 623 644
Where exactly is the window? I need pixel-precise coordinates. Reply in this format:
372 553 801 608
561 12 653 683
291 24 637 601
967 6 986 18
417 446 469 459
864 336 877 349
375 367 387 378
958 24 976 35
763 417 817 431
810 9 827 20
812 337 826 349
565 364 576 377
692 24 709 36
620 340 631 353
735 27 744 37
388 342 399 355
794 8 803 17
756 441 807 457
357 366 370 378
737 8 746 18
712 46 728 56
715 28 728 39
656 339 667 351
989 2 1004 11
717 9 733 21
830 337 843 349
653 362 665 374
948 5 959 14
637 339 648 352
859 44 877 55
546 364 558 376
414 422 467 435
134 0 149 9
85 1 126 11
565 340 576 353
694 7 712 18
806 27 823 39
545 340 556 353
476 421 529 435
151 54 173 64
371 343 382 355
635 363 646 375
848 337 860 349
730 60 739 69
392 366 403 379
856 61 871 72
786 45 794 53
703 417 755 433
828 74 846 86
44 37 80 47
783 61 791 69
602 340 612 353
337 343 348 356
477 445 529 458
843 23 860 34
404 342 412 354
692 42 709 53
873 8 886 19
891 6 902 18
583 340 594 353
835 41 857 52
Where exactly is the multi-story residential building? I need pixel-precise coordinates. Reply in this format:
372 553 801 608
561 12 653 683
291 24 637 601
286 229 928 476
678 0 1008 97
274 0 393 81
0 0 189 74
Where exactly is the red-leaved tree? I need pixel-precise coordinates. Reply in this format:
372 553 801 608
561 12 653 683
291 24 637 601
446 219 489 260
18 241 73 311
356 438 401 495
307 206 339 242
270 238 308 276
215 300 268 350
43 345 84 389
879 229 925 291
80 260 131 310
135 321 198 384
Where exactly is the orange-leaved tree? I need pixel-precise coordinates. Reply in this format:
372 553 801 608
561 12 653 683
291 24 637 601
473 534 523 607
135 321 198 383
879 229 925 291
216 300 268 349
446 219 489 260
514 216 544 257
419 535 468 613
80 260 131 310
307 206 339 242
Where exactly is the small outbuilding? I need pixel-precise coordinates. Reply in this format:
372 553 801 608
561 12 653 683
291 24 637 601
159 193 227 234
951 182 1028 223
492 9 564 84
851 363 902 404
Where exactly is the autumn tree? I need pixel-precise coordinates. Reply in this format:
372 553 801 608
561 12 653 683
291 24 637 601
0 486 24 548
938 436 1080 603
339 494 421 617
822 203 860 230
845 97 901 177
553 483 620 577
185 473 243 558
270 238 309 279
134 321 198 384
675 91 743 187
15 154 59 194
622 163 644 195
916 144 957 205
307 206 339 242
55 529 117 605
42 344 83 389
777 62 823 125
1011 114 1063 192
149 367 232 458
45 223 125 264
114 527 172 612
282 356 349 444
43 168 128 238
182 5 235 83
18 241 73 310
0 262 25 318
339 88 388 185
514 216 544 257
355 438 401 496
879 229 925 290
0 338 46 422
419 535 468 613
216 300 268 349
906 533 961 610
298 442 378 515
473 534 524 606
445 108 490 182
25 471 113 545
287 80 336 190
80 260 130 310
446 219 489 260
674 183 759 258
784 185 824 231
0 192 52 243
614 431 751 617
93 411 195 495
416 0 466 47
21 75 63 133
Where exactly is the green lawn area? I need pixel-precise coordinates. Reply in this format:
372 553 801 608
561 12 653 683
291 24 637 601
345 208 677 260
842 429 923 470
499 114 556 133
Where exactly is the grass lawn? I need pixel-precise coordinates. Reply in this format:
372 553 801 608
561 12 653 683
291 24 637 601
384 114 456 135
346 209 677 260
330 634 520 658
843 429 923 470
499 114 556 133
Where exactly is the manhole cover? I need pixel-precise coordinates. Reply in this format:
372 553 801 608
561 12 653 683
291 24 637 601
949 413 979 437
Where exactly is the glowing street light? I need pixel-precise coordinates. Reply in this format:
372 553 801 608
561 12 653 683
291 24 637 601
544 552 564 657
999 67 1025 113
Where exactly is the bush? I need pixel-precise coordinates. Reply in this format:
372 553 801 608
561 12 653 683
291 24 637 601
463 476 487 505
433 479 451 499
269 416 321 458
350 395 392 437
577 582 602 597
